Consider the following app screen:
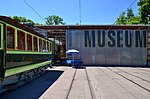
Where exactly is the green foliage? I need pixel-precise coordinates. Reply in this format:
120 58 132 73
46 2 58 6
126 16 141 24
116 0 150 25
127 8 134 20
11 15 66 26
138 0 150 24
116 12 127 25
45 15 65 25
116 8 142 25
11 16 34 24
34 23 43 26
11 16 43 25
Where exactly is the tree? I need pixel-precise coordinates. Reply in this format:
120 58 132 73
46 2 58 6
126 16 141 24
45 15 65 25
11 16 34 24
116 8 142 25
11 16 43 25
116 12 127 25
138 0 150 24
34 23 43 26
127 8 134 20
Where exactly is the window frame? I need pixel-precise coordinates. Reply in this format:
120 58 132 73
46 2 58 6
6 26 15 49
33 36 38 51
17 30 25 50
39 38 43 52
50 42 52 51
27 34 32 51
47 42 49 52
43 40 46 51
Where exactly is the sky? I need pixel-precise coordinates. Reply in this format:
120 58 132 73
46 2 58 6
0 0 139 25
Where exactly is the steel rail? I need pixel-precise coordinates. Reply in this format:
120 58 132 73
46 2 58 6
115 67 150 83
85 68 95 99
107 67 150 92
96 66 137 98
65 68 77 99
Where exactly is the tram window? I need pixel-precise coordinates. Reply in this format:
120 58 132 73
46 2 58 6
47 42 49 52
43 40 46 51
17 30 25 50
49 43 52 51
34 37 38 51
39 39 43 51
27 34 32 51
7 26 15 49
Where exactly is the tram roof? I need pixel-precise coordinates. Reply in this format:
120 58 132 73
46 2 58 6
0 16 47 39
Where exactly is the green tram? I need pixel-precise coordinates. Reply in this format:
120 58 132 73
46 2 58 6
0 16 53 92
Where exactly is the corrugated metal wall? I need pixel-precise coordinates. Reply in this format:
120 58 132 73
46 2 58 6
66 30 147 66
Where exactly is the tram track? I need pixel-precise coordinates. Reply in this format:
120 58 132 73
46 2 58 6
127 67 150 74
85 68 95 99
114 67 150 83
65 68 77 99
138 68 150 73
65 68 95 99
107 67 150 92
123 67 150 73
96 66 138 98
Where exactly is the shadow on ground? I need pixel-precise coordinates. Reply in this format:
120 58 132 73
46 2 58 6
0 70 64 99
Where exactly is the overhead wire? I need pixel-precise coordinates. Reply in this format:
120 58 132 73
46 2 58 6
108 0 150 31
107 0 150 38
113 0 137 25
22 0 45 22
22 0 149 31
108 0 137 29
128 0 137 10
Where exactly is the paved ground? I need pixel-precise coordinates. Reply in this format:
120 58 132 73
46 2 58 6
0 66 67 99
86 67 150 99
40 66 150 99
1 66 150 99
67 69 92 99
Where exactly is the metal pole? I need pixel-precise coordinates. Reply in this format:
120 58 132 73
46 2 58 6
79 0 81 25
54 35 56 63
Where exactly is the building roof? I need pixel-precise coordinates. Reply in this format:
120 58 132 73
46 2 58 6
36 25 150 38
36 25 149 30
